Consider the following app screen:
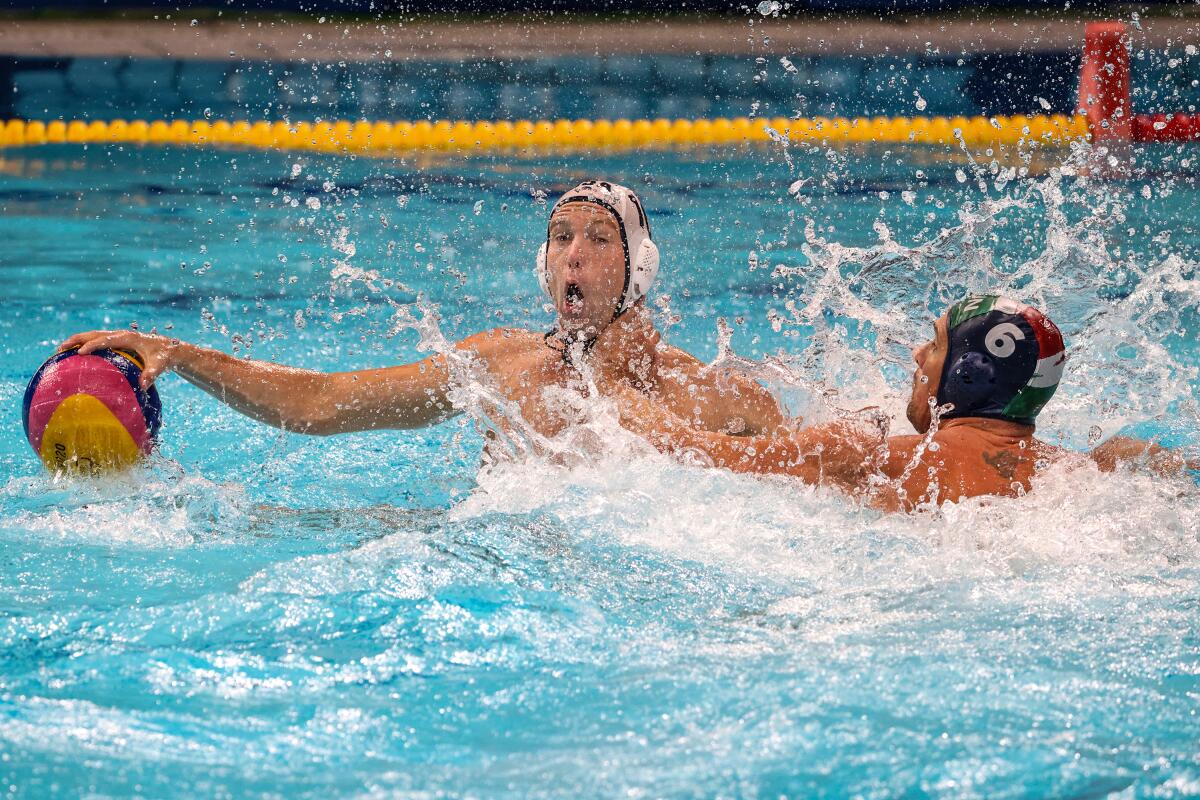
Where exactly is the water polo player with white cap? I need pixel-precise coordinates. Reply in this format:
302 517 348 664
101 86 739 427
59 178 785 454
537 180 660 351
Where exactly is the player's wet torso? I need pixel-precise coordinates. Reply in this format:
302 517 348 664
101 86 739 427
467 329 709 443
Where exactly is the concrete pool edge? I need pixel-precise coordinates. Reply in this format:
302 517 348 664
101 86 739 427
2 15 1199 61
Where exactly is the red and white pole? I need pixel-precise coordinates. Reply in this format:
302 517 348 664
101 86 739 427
1077 21 1132 142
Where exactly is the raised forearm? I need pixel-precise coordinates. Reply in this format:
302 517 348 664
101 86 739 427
722 378 787 435
657 371 786 436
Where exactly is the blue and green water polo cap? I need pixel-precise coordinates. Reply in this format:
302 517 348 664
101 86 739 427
938 295 1067 425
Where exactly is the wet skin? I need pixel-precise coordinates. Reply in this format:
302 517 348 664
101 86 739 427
877 312 1057 510
58 202 785 451
600 312 1185 511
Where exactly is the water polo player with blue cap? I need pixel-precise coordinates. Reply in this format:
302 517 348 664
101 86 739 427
597 293 1187 511
933 294 1066 427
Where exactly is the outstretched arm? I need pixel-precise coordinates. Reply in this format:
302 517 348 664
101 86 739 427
58 329 462 435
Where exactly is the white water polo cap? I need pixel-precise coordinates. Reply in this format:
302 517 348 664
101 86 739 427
536 180 660 318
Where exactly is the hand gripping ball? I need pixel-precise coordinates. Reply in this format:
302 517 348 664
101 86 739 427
22 348 162 474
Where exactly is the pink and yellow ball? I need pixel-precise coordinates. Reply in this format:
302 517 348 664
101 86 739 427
22 348 163 474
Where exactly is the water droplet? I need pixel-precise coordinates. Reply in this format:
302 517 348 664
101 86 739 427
955 168 967 183
1036 96 1052 110
306 196 321 211
756 0 781 15
473 200 484 216
291 163 302 178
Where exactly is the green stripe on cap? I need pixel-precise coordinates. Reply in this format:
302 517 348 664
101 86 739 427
1001 383 1058 422
947 295 1000 328
947 294 1028 329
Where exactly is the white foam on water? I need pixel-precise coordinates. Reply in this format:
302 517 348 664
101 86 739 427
1 467 250 549
450 426 1199 663
460 437 1198 585
443 142 1200 623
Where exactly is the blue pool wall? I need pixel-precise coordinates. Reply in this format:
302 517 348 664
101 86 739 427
5 49 1199 126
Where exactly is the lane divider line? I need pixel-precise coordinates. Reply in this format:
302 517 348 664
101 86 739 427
0 115 1093 152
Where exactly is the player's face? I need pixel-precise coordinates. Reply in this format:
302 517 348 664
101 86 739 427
545 203 626 337
907 314 950 433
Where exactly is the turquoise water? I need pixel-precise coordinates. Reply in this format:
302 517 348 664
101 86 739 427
2 137 1200 797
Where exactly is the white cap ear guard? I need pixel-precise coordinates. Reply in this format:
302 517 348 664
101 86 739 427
536 240 551 297
536 181 659 319
624 238 659 314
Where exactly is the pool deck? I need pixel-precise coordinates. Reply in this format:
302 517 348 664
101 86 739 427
1 15 1198 61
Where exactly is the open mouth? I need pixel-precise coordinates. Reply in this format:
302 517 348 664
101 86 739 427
564 282 584 313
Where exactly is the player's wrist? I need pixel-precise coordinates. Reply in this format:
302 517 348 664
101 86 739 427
161 338 197 374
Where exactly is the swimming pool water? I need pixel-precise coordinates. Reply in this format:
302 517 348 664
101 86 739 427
1 137 1199 797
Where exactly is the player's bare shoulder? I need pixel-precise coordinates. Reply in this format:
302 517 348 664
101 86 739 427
456 327 544 361
654 343 770 401
653 343 705 384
